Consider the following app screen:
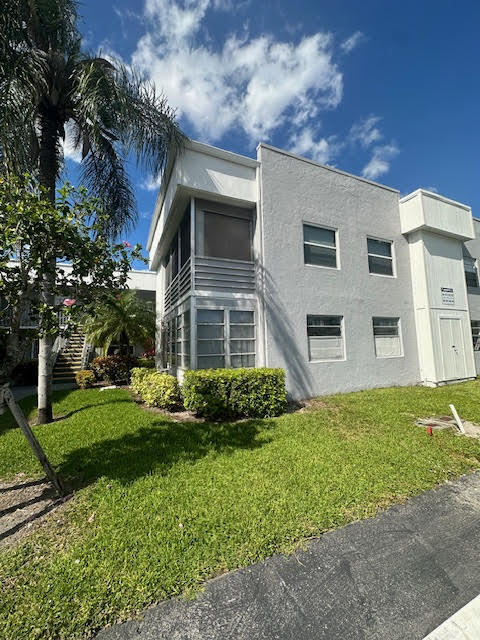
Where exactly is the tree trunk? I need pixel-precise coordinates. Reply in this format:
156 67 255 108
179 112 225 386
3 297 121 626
37 112 59 424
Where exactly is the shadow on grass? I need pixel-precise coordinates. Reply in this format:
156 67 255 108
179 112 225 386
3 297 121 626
59 417 276 488
0 390 132 433
0 389 75 434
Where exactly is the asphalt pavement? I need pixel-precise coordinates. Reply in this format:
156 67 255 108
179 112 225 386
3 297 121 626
96 472 480 640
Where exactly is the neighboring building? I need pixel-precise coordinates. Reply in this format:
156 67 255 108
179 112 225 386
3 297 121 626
1 264 156 375
147 140 479 399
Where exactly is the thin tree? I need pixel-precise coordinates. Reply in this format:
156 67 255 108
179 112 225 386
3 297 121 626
0 0 185 423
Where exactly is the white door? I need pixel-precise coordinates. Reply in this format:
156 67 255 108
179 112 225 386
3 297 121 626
439 317 467 380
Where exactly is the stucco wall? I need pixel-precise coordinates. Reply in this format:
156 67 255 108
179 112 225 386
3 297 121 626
465 219 480 372
148 142 258 269
258 144 421 399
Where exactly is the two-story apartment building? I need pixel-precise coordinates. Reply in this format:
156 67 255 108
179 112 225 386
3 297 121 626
148 140 480 399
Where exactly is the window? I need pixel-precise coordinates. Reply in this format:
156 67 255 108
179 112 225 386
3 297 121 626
196 209 252 262
163 207 191 288
367 238 394 276
307 315 344 361
372 317 402 358
472 321 480 351
229 310 255 368
197 309 225 369
303 225 337 268
176 310 191 368
196 308 255 369
463 247 479 288
160 315 177 368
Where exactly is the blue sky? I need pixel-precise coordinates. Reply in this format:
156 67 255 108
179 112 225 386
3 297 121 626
64 0 480 267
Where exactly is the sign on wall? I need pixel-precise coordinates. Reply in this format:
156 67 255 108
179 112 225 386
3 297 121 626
441 287 455 305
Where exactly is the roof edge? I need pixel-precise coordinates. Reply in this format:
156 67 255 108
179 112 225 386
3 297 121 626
400 188 471 212
257 143 400 194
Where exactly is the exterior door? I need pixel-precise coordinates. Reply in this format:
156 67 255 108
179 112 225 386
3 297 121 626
439 317 467 381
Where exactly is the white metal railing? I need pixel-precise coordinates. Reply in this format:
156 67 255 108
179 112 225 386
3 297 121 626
164 258 192 312
194 256 255 293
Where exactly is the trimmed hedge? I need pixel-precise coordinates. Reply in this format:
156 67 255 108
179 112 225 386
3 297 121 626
136 357 155 369
130 367 181 410
76 369 95 389
182 368 287 420
90 355 138 384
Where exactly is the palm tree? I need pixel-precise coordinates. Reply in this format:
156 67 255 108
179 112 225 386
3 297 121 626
83 290 155 356
0 0 185 423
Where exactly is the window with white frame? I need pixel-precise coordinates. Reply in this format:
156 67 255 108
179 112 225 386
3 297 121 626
229 310 255 368
372 317 402 358
367 238 394 276
463 247 479 288
197 309 225 369
472 321 480 351
196 308 255 369
176 309 191 368
303 225 337 268
307 315 344 361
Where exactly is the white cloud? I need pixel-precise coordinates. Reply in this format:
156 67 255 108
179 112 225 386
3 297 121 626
349 116 382 148
62 121 82 163
132 0 343 142
140 173 162 191
289 129 331 164
340 31 365 54
361 144 399 181
425 185 439 193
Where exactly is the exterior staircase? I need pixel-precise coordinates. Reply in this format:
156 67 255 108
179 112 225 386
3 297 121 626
53 331 85 383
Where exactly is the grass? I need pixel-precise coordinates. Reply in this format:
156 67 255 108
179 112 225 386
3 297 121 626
1 383 480 639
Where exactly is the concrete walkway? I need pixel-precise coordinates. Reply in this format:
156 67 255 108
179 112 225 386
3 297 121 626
96 472 480 640
11 382 76 401
424 593 480 639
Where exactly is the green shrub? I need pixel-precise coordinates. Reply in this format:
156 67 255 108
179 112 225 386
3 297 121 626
130 367 155 395
182 368 287 420
90 355 138 384
133 370 181 410
136 357 155 369
75 369 95 389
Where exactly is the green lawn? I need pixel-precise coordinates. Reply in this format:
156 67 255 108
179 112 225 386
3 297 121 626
1 383 480 639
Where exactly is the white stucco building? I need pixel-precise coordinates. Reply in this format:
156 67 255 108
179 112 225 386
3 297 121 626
147 140 480 399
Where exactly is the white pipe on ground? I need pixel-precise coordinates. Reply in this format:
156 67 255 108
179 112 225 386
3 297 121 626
449 404 466 434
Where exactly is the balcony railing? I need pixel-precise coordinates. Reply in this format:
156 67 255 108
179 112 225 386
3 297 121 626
164 258 192 312
194 256 255 294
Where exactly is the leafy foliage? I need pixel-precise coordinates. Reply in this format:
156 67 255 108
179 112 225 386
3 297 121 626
0 0 186 235
136 357 156 369
90 355 138 384
0 176 141 382
75 369 95 389
83 290 155 356
183 368 288 420
131 368 181 410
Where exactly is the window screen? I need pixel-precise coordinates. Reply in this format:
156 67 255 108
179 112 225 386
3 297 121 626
372 317 401 358
303 225 337 268
367 238 394 276
200 212 252 261
307 315 344 361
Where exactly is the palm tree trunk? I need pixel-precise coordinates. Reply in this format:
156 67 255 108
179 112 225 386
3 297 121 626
37 112 58 425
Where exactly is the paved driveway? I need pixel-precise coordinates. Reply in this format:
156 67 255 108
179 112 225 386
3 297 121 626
97 472 480 640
